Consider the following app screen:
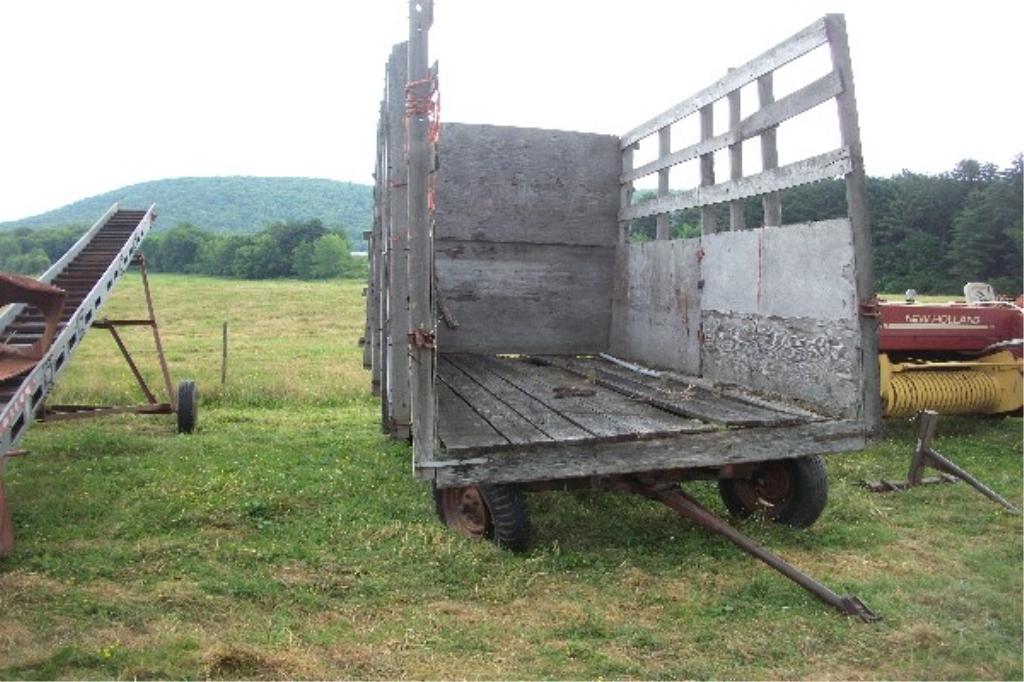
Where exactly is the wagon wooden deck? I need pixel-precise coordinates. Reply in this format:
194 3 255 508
438 353 816 453
433 353 865 487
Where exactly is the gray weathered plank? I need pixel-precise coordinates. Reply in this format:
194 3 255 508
826 13 881 433
701 311 861 418
656 126 671 239
700 218 857 320
407 0 437 467
435 240 615 355
447 354 592 442
435 123 620 247
619 143 635 245
699 104 718 234
609 238 702 375
620 17 828 147
621 72 843 184
621 147 852 221
436 382 510 453
728 76 745 230
434 420 867 486
758 72 783 225
481 356 702 439
545 355 804 426
386 41 411 439
699 218 861 417
439 357 552 445
377 61 393 425
366 102 385 381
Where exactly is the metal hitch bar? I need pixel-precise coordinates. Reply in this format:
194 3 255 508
613 476 880 623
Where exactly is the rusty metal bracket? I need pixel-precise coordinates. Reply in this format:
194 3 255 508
408 328 436 349
0 272 66 381
859 297 880 318
862 410 1020 513
611 475 880 623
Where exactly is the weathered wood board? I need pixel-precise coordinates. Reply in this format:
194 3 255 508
435 123 620 247
610 238 702 375
434 419 867 487
435 240 615 355
700 219 861 416
436 354 714 456
540 355 813 426
433 123 620 356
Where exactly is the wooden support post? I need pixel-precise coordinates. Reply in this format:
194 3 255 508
386 42 411 440
757 72 782 226
619 145 635 245
378 86 391 413
825 14 881 434
656 126 671 240
221 320 228 385
699 104 717 235
407 0 436 468
369 101 385 392
612 143 636 355
727 79 745 231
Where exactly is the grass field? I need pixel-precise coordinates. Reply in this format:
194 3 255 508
1 274 1021 680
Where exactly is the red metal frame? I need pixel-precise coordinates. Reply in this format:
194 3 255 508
879 301 1024 355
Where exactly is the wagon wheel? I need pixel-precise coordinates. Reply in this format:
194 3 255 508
718 455 828 529
176 379 198 434
433 484 531 552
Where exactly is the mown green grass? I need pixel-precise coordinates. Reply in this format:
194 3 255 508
1 274 1020 679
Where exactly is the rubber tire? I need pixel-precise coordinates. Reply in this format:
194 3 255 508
432 483 531 553
718 455 828 529
176 379 198 434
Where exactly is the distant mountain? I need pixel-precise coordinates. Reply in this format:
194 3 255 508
0 176 374 245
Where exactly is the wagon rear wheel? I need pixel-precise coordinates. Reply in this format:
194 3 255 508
718 455 828 529
176 379 198 434
433 483 531 552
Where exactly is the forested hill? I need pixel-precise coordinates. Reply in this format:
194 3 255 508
0 176 373 240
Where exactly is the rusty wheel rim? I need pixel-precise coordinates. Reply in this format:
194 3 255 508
440 486 491 539
734 462 792 518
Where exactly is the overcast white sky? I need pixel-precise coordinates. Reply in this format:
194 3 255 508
0 0 1021 222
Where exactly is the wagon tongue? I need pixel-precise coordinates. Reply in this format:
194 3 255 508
620 476 881 623
837 595 880 623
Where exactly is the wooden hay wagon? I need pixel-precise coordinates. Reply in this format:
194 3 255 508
364 2 881 620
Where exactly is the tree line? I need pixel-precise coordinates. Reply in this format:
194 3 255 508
0 224 87 276
2 157 1020 293
141 220 368 280
0 219 367 281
